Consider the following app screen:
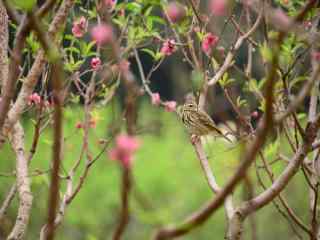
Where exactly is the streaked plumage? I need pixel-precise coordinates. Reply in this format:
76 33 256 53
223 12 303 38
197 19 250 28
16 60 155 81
177 101 232 143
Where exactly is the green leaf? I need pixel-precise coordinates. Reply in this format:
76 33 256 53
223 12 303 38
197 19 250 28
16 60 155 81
147 16 166 25
297 113 306 120
289 76 307 90
264 138 280 160
80 41 96 57
70 94 80 104
191 70 203 91
219 73 235 87
65 46 81 55
155 51 163 61
126 2 142 14
86 234 98 240
143 6 153 16
141 48 156 59
11 0 36 11
26 33 40 54
260 42 273 62
236 96 247 108
258 98 266 112
64 59 84 73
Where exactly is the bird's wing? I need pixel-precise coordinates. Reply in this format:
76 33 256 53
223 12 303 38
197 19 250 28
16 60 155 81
197 110 233 143
197 110 223 134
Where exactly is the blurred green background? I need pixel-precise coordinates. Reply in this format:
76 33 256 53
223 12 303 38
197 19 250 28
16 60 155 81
0 102 311 239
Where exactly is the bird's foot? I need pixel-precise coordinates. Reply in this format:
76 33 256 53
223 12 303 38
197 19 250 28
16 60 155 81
190 134 200 145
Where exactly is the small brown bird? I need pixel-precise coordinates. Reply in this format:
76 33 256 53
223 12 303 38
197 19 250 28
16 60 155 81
177 101 232 143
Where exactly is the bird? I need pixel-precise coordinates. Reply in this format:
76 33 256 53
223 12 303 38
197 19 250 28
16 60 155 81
177 101 233 143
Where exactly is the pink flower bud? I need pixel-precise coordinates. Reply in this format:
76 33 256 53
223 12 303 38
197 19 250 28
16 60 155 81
165 2 186 23
160 39 176 56
91 24 114 45
91 57 102 70
210 0 227 16
251 111 258 118
75 122 83 129
202 33 219 55
164 101 177 112
151 93 161 106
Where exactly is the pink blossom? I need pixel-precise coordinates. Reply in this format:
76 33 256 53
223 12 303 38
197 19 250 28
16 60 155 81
75 122 83 129
210 0 227 16
28 93 41 106
109 134 140 168
116 135 140 152
91 57 102 70
165 2 185 23
312 51 320 62
164 101 177 112
91 24 114 45
151 93 161 106
104 0 117 9
160 39 176 56
202 33 219 55
72 16 88 38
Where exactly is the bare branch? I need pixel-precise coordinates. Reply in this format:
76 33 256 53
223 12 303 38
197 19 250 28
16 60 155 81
27 11 66 240
0 185 17 221
0 16 31 140
6 123 33 240
0 1 8 86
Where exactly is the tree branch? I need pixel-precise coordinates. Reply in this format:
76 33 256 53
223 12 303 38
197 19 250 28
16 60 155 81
6 123 33 240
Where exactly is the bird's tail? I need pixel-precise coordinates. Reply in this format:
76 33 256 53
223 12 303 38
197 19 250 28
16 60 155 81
222 134 233 143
